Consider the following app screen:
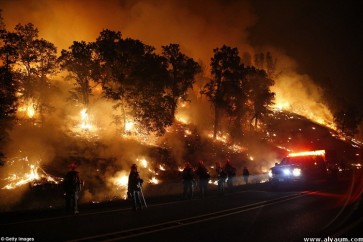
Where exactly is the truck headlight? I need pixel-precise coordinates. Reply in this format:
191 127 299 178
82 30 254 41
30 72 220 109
268 170 273 178
292 168 301 177
283 168 291 175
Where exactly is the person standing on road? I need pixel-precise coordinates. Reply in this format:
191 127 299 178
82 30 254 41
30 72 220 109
195 160 211 198
243 166 250 184
182 162 195 199
64 163 82 214
216 161 227 195
224 159 236 192
128 164 144 211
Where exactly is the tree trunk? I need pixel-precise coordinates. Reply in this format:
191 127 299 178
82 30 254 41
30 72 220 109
213 105 219 139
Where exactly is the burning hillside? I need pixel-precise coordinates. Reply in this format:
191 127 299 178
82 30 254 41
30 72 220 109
0 106 361 212
0 1 362 212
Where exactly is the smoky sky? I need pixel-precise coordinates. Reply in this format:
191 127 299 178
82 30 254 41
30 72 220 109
249 0 363 107
1 0 362 108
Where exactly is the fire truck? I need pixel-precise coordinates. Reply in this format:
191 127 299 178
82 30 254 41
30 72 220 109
268 150 329 184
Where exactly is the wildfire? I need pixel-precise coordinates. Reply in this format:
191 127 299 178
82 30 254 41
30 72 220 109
159 164 166 171
149 177 159 184
2 157 61 190
273 101 290 111
80 108 93 130
184 129 192 137
125 120 134 133
71 107 99 139
121 120 159 146
351 163 362 169
175 98 190 124
113 174 128 187
175 114 190 124
207 132 227 143
2 164 39 190
109 172 129 200
18 100 36 119
137 158 148 168
207 131 247 153
273 95 336 131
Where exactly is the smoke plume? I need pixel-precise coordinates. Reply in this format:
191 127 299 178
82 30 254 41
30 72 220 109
0 0 338 209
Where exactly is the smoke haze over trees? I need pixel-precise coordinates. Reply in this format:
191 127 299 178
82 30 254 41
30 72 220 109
0 1 362 208
1 0 362 138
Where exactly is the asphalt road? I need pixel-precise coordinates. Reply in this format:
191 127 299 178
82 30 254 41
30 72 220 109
1 175 362 242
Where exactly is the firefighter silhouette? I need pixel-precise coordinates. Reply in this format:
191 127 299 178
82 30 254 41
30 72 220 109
243 166 250 184
182 162 195 199
195 160 210 198
224 159 236 191
128 164 145 211
64 163 82 214
216 161 227 194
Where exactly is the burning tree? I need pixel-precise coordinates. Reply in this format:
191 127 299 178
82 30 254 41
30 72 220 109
59 41 100 108
94 30 200 136
0 23 58 125
202 46 276 139
245 67 275 129
93 30 131 134
201 45 245 139
94 30 168 134
162 43 201 117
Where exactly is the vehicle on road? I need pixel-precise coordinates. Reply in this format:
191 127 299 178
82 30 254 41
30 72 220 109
268 150 328 185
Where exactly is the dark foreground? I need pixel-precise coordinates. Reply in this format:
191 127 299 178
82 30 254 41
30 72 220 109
0 172 362 242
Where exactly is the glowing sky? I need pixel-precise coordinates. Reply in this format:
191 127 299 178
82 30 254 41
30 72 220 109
1 0 362 114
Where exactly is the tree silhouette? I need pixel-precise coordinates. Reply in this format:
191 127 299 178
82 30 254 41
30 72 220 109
94 30 175 135
0 66 18 166
59 41 100 107
244 67 275 129
162 43 201 117
254 51 277 78
10 23 39 107
202 45 244 138
0 23 58 125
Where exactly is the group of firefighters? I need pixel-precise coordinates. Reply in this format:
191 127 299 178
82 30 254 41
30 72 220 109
63 160 250 214
182 159 249 199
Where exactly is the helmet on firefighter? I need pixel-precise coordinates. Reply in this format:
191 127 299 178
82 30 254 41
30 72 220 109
131 164 138 171
68 163 77 170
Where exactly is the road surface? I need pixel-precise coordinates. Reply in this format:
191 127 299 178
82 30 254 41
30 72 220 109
1 174 362 242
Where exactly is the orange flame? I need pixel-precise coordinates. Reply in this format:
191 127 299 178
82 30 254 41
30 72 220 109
2 158 61 190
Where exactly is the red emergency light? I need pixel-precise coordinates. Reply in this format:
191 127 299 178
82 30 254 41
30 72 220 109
287 150 325 157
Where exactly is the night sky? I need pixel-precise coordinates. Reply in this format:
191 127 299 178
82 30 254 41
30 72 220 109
1 0 362 109
250 0 363 107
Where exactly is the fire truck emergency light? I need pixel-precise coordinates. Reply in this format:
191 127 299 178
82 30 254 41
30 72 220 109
287 150 325 157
